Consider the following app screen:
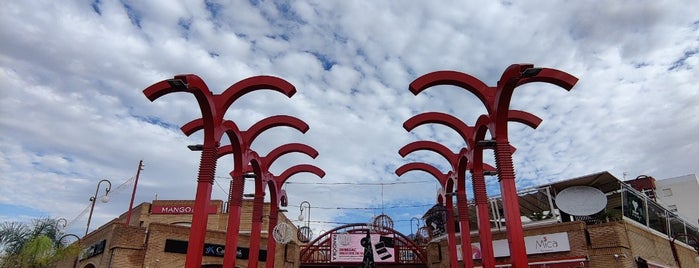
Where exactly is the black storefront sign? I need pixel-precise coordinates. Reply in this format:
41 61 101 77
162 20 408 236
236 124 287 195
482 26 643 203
624 190 646 224
80 239 106 260
164 239 267 260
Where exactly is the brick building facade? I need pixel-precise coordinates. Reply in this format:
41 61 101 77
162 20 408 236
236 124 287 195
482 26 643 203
57 172 699 267
421 172 699 268
57 199 302 268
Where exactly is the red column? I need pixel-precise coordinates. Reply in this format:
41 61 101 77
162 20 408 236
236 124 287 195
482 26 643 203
457 189 473 268
264 207 279 268
247 192 265 268
223 176 245 267
494 141 527 267
185 145 218 268
472 171 495 268
444 195 459 268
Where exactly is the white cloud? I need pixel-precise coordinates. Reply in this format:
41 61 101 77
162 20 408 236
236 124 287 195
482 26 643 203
0 0 697 237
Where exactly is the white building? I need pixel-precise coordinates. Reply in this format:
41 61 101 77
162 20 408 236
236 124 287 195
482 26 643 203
655 174 699 225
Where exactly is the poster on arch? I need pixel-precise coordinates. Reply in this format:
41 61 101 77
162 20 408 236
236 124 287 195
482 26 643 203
330 233 395 263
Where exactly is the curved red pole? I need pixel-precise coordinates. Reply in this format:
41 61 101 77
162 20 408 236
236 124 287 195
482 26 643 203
409 64 578 268
254 143 323 268
403 112 474 144
395 162 449 186
264 165 324 268
219 75 297 115
491 64 577 268
244 115 310 144
399 141 458 170
469 119 498 268
143 74 302 268
224 168 245 268
409 70 493 106
455 155 474 268
144 74 221 268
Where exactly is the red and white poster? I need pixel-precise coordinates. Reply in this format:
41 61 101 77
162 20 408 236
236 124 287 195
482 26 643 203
330 233 395 263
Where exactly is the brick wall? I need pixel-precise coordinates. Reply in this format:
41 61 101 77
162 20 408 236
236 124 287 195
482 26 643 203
56 199 300 268
587 221 633 267
108 225 147 268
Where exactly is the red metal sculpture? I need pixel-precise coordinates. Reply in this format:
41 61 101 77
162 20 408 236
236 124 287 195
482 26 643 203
263 162 324 268
396 163 460 267
399 110 535 267
143 74 316 268
251 142 325 268
405 64 578 267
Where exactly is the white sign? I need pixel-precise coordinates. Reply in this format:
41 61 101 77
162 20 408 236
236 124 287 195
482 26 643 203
524 232 571 254
330 233 395 263
458 232 571 260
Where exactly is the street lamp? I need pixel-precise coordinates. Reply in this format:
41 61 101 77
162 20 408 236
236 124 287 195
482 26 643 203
86 179 111 236
298 200 311 222
410 217 421 236
298 201 312 242
58 233 81 268
54 217 68 242
57 233 80 246
670 233 699 268
55 217 67 231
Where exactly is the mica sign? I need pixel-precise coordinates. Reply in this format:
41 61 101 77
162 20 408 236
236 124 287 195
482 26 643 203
461 232 571 260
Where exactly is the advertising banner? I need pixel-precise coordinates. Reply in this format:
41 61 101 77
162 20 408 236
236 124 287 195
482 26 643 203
330 233 395 263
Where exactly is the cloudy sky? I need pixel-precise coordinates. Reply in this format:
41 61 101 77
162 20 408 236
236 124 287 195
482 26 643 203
1 0 697 238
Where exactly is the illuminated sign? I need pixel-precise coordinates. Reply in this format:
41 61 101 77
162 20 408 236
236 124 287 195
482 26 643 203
151 204 218 214
330 233 395 263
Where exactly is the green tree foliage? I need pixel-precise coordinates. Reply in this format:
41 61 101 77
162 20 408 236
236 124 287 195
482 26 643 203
0 218 80 268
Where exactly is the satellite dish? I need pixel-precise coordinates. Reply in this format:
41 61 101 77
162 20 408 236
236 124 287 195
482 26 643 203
555 186 607 216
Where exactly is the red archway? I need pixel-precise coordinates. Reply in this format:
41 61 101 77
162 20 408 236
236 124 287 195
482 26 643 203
300 223 427 267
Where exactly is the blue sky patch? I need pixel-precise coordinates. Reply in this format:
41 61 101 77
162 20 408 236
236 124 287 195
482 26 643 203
0 204 47 221
668 49 697 71
120 0 142 29
91 0 101 15
205 0 222 19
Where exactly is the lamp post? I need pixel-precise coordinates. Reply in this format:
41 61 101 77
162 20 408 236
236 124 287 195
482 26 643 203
125 160 144 226
55 217 67 235
86 179 111 236
410 217 421 236
298 201 311 226
298 201 311 242
58 233 81 268
670 233 699 268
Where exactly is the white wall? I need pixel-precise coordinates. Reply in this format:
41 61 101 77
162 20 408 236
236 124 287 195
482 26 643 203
655 174 699 226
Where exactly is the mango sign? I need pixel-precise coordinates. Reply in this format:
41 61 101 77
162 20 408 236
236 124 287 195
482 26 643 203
151 205 218 214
